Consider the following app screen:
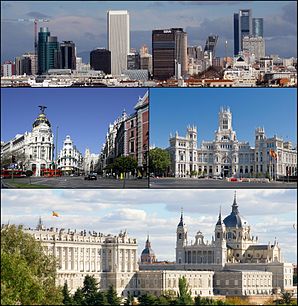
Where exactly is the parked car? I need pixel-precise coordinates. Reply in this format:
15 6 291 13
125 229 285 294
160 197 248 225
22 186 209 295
84 173 97 180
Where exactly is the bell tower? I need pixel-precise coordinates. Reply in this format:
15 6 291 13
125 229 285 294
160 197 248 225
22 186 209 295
176 209 187 264
214 207 227 266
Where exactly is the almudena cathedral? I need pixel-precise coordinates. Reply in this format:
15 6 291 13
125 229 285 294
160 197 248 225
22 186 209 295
167 107 297 179
17 194 295 298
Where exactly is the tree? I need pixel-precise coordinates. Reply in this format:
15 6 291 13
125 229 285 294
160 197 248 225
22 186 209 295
112 156 138 187
138 293 158 305
279 291 294 305
176 276 193 305
81 275 100 305
72 288 84 305
149 148 171 177
62 282 73 305
1 224 63 305
106 285 121 305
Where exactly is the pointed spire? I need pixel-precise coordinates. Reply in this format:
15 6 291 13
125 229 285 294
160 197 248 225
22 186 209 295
178 208 184 227
216 206 222 225
37 216 44 230
145 234 151 248
232 191 239 213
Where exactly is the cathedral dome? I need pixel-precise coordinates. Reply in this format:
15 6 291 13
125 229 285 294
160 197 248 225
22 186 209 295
223 193 248 228
33 106 51 128
141 236 156 263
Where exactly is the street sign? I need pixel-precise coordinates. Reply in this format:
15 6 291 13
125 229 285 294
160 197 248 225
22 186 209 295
9 164 17 169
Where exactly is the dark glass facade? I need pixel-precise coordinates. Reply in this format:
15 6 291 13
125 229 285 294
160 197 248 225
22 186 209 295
90 49 111 74
152 28 186 80
204 35 218 58
233 9 252 55
46 36 60 71
60 41 76 70
127 53 140 70
38 27 50 74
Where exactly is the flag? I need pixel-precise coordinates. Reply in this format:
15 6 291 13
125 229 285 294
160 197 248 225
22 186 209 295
269 149 277 159
52 211 59 217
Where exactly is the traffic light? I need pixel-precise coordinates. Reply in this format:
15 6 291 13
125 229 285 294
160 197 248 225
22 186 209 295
11 155 16 163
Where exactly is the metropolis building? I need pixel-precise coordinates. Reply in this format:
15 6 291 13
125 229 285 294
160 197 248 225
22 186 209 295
167 107 297 179
1 106 54 176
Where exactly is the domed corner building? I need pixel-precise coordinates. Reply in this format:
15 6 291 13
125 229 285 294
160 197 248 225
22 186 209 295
1 106 54 177
141 235 157 264
26 106 55 176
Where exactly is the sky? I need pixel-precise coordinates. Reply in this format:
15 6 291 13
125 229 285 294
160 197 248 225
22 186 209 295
1 1 297 62
1 189 297 263
150 88 297 148
1 88 147 154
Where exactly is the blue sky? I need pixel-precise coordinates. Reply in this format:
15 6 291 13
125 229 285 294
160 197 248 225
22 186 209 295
150 88 297 148
1 88 147 154
1 1 296 62
1 189 297 263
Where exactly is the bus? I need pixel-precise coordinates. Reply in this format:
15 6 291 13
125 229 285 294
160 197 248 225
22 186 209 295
1 169 26 179
40 168 62 177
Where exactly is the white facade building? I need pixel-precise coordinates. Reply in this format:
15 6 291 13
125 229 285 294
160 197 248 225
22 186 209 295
83 148 99 174
168 107 297 179
57 135 83 174
23 220 214 297
1 106 54 176
107 10 130 76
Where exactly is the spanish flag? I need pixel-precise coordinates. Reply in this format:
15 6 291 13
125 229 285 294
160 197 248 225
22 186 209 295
269 149 277 159
52 211 59 217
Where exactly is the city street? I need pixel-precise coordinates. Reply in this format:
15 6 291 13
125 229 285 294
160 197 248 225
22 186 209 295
2 176 149 189
150 178 297 189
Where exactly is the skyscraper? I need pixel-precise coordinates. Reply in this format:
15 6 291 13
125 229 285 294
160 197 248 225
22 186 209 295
60 41 76 70
233 9 252 55
204 35 218 61
152 28 187 80
38 27 60 74
252 18 264 37
107 10 130 75
46 36 60 71
127 52 140 70
90 48 111 74
38 27 50 74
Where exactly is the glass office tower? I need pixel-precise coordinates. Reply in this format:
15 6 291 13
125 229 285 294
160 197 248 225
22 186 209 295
233 9 252 55
252 18 264 37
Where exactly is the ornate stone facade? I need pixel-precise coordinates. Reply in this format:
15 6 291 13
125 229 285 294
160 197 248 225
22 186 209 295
168 107 297 179
57 135 83 175
1 106 54 176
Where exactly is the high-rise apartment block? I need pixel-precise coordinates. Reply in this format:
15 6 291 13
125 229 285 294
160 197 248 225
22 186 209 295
107 10 130 75
243 36 265 61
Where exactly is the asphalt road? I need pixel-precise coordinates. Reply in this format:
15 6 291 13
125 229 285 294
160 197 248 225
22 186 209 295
150 178 297 189
3 176 149 189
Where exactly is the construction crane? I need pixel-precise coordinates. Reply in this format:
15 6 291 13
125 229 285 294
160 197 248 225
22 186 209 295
3 18 50 73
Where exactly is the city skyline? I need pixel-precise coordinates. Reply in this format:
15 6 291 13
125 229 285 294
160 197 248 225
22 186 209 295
150 88 297 149
1 88 147 154
1 189 296 263
1 1 296 62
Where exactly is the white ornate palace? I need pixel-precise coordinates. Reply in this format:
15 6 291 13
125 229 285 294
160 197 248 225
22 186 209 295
167 107 297 179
